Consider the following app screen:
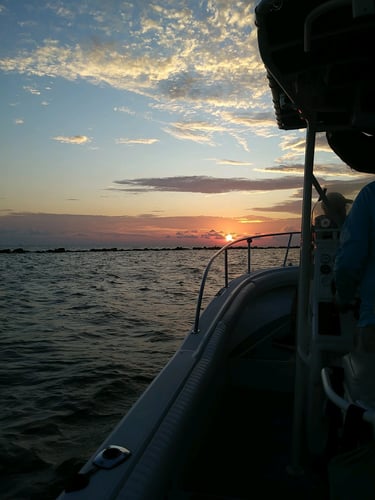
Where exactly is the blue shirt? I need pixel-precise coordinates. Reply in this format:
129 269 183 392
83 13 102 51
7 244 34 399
334 181 375 327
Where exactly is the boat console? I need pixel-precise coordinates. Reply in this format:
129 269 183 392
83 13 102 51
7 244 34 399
311 195 356 353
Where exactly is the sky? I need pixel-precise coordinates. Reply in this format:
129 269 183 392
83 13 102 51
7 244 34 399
0 0 372 249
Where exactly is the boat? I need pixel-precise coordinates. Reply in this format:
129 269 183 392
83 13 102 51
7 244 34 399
58 1 375 498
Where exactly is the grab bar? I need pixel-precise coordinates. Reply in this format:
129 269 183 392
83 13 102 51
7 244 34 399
321 367 375 426
321 367 350 411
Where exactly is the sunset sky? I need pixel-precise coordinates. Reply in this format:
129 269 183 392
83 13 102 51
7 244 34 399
0 0 371 249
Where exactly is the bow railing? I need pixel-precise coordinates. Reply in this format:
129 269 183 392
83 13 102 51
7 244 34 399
192 231 301 333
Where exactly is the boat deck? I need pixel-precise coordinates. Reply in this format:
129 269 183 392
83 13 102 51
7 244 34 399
176 386 329 499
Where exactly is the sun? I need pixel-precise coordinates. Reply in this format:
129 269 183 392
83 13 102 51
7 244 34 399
225 234 234 242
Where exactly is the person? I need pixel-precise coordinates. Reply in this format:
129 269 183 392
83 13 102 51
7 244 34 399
321 191 352 228
334 180 375 352
313 191 352 239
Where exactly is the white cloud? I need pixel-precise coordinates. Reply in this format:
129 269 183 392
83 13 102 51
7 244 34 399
115 138 159 145
0 2 267 116
23 86 41 95
214 158 253 166
163 120 227 144
113 106 135 115
0 1 290 155
52 135 91 144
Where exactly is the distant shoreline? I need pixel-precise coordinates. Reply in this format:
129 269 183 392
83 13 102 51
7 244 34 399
0 245 300 254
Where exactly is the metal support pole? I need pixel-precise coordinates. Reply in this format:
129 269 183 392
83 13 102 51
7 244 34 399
289 124 316 473
224 249 229 288
247 238 252 274
283 232 293 267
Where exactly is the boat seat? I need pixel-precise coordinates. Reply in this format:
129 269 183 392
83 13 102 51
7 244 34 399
342 352 375 409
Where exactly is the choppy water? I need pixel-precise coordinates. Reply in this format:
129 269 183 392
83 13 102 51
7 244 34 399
0 247 299 499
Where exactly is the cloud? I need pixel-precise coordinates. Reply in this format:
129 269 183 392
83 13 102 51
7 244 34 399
317 177 373 199
0 211 301 249
23 86 40 95
52 135 91 144
0 2 269 120
258 162 371 178
0 2 287 160
110 173 373 199
272 132 359 167
111 175 304 194
163 121 228 144
115 138 159 145
113 106 135 115
14 118 24 125
46 4 74 19
214 158 253 166
252 199 303 214
200 229 225 240
220 111 277 129
274 132 336 162
237 215 274 223
175 230 199 240
251 175 373 213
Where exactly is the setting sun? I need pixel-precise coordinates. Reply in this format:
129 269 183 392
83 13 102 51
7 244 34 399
225 234 234 242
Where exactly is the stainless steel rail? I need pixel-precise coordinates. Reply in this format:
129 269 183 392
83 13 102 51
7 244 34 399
321 367 375 426
192 231 301 334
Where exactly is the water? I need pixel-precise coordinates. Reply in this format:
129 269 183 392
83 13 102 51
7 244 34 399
0 247 299 499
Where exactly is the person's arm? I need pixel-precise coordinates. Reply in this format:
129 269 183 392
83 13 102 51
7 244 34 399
334 186 371 306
